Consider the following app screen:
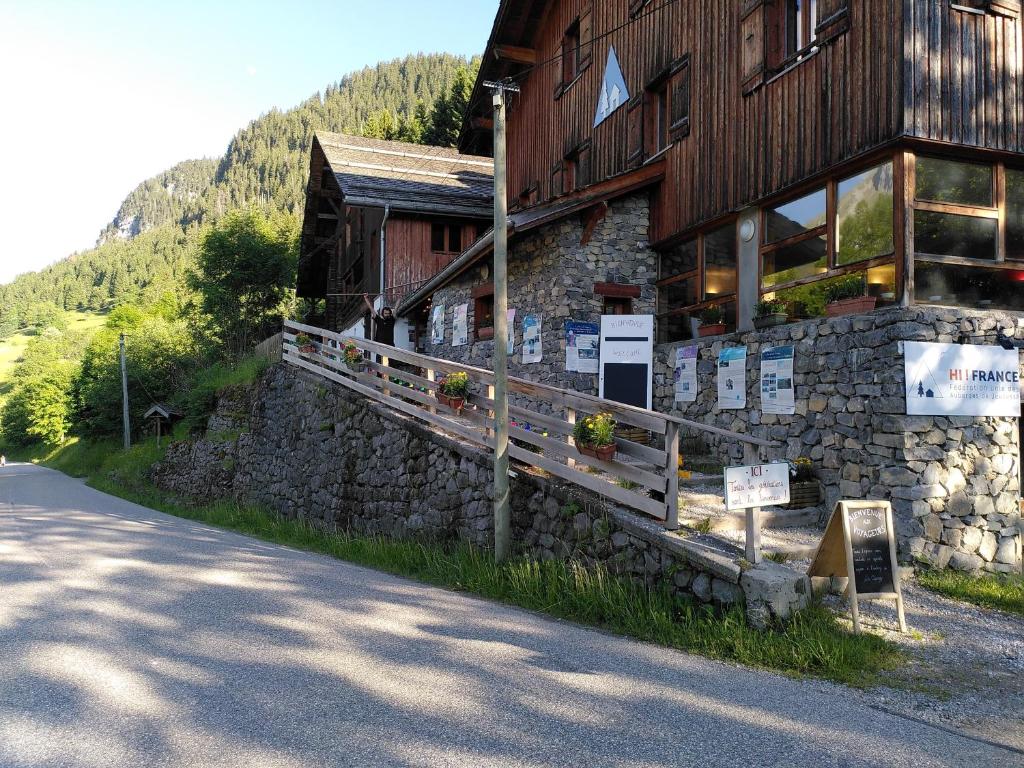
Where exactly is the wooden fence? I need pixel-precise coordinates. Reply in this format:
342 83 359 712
282 320 777 559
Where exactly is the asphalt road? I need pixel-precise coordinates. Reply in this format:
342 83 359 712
0 463 1018 768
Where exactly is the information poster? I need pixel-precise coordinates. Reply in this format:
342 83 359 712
452 303 468 347
674 345 698 403
565 321 600 373
904 341 1021 417
430 304 445 345
760 345 795 415
724 463 790 510
507 308 516 355
522 313 543 363
717 346 747 409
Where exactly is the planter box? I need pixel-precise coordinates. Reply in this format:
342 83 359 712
753 313 789 329
298 344 317 354
698 322 727 338
577 442 616 462
825 296 877 317
344 360 366 373
782 480 821 509
435 392 465 412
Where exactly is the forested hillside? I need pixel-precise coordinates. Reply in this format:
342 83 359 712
0 52 480 335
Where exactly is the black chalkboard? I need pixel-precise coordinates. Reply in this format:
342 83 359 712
603 362 648 408
847 506 895 595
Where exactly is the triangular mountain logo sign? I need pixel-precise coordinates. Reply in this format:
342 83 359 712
594 46 629 128
907 359 944 400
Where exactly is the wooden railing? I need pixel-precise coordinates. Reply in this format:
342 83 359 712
283 320 778 559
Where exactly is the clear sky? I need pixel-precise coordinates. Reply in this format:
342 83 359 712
0 0 498 285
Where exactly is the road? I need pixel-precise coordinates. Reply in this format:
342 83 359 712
0 462 1018 768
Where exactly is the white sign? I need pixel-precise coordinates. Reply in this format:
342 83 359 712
724 463 791 510
674 345 698 403
594 46 630 127
904 341 1021 417
760 345 795 415
599 315 654 409
522 313 543 363
506 308 516 355
717 346 747 410
430 304 445 345
453 303 468 346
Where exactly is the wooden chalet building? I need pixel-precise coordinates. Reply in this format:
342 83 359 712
297 132 493 348
393 0 1024 573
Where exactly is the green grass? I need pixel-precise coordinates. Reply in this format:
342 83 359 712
177 354 270 435
0 310 106 400
19 437 905 688
918 568 1024 616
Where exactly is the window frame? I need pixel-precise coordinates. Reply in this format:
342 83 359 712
472 283 496 340
431 221 463 254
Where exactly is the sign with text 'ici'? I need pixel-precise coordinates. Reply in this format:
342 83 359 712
724 463 790 510
904 341 1020 417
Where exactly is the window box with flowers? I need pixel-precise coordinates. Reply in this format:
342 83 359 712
572 412 617 461
435 371 469 413
753 298 789 329
342 341 365 372
697 306 727 337
294 333 317 355
824 274 876 317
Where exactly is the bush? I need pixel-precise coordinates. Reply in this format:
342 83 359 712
755 298 787 317
698 306 723 325
573 412 616 447
438 371 469 398
176 354 270 435
824 273 866 303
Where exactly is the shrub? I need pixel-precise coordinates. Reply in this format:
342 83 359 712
755 298 787 317
573 412 616 447
438 371 469 398
698 306 723 325
824 273 866 304
294 333 312 347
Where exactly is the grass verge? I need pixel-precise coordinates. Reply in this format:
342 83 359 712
918 568 1024 616
21 438 904 688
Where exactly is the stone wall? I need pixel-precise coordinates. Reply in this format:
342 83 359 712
152 363 808 627
428 194 656 399
652 305 1023 574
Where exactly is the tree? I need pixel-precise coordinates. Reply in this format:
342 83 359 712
362 109 400 141
424 66 474 147
189 208 298 357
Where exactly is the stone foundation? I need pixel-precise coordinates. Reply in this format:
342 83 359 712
152 364 809 627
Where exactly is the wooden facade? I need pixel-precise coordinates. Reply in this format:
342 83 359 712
463 0 1023 246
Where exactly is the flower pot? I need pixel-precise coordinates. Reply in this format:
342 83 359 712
698 323 727 338
345 360 365 373
577 442 616 462
436 392 465 412
825 296 877 317
298 344 317 354
782 480 821 509
753 313 789 329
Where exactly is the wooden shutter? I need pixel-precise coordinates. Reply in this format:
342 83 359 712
740 0 767 94
626 95 644 168
550 161 564 198
987 0 1021 18
669 55 691 139
815 0 850 43
579 3 594 70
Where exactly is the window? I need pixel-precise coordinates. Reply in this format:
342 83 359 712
785 0 817 57
448 224 462 253
759 160 897 314
657 223 737 342
431 222 462 253
912 155 1024 309
431 222 446 252
650 82 669 155
643 57 691 158
603 296 633 315
473 284 495 340
561 20 581 86
595 282 640 315
564 142 591 192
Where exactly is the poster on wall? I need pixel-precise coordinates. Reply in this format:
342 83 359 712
598 315 654 409
430 304 445 345
452 304 468 347
522 313 543 363
904 341 1021 417
507 308 516 355
760 345 795 415
674 345 698 403
717 346 747 410
565 321 600 373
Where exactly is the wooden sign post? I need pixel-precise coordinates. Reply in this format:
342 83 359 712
808 500 907 634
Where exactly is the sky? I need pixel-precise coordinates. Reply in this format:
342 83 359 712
0 0 498 285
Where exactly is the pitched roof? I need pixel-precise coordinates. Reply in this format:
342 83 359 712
316 132 494 217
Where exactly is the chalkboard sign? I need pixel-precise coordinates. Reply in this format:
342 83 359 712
602 362 649 408
808 500 907 634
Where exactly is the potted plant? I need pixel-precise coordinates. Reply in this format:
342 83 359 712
753 298 789 329
573 412 617 461
294 333 317 354
435 371 469 412
824 274 876 317
784 457 822 509
697 306 726 337
342 341 365 372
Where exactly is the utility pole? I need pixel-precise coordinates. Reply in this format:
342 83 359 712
120 333 131 450
485 79 518 563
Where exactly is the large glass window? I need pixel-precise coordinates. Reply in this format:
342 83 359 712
836 163 894 265
657 223 737 342
703 225 737 297
915 157 993 207
914 210 998 260
916 263 1024 311
1007 169 1024 261
762 187 828 288
764 188 826 242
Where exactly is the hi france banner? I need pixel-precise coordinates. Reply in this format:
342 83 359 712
565 320 599 373
674 345 698 403
717 346 747 409
904 341 1021 417
430 304 445 345
522 313 543 363
760 345 795 415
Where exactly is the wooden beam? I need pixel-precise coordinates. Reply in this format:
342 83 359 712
494 44 536 64
580 201 609 246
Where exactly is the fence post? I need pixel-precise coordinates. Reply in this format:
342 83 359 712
381 353 391 397
486 384 495 438
566 407 576 468
664 420 679 529
743 442 762 564
426 368 436 414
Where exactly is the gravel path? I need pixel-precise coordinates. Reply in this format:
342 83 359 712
1 463 1020 767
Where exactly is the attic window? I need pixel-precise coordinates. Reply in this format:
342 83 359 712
431 222 463 253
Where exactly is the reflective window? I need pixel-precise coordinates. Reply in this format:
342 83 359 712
703 224 736 298
765 188 826 243
660 239 698 278
658 276 698 310
916 262 1024 311
658 311 698 344
836 162 894 265
1007 168 1024 261
762 235 827 288
915 157 993 207
913 210 998 260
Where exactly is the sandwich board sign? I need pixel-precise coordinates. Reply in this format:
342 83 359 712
598 315 653 409
808 500 907 634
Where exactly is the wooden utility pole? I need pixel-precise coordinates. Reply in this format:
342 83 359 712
486 79 518 563
120 334 131 450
